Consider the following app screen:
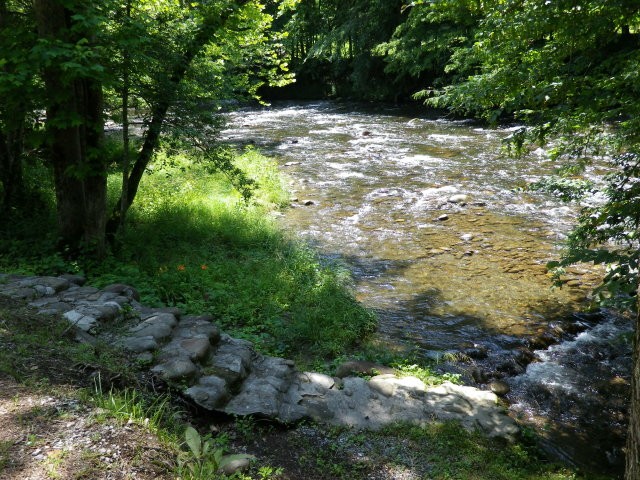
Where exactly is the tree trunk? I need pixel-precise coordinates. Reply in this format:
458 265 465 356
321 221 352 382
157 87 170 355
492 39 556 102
34 0 106 255
626 284 640 479
106 2 247 238
0 0 26 213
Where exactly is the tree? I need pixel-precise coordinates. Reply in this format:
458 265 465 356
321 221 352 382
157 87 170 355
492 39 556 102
1 0 291 253
274 0 405 100
373 0 482 100
407 1 640 476
100 0 292 237
0 0 40 213
33 0 108 255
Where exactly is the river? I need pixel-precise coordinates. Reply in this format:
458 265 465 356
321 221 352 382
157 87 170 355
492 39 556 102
223 101 631 477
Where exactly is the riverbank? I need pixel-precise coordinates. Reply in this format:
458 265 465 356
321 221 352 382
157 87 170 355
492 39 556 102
0 147 374 363
0 287 601 479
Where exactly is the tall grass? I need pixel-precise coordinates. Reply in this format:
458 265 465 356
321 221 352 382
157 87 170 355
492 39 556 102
0 147 375 359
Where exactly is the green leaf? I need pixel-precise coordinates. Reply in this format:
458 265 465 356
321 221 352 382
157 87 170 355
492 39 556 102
184 426 202 457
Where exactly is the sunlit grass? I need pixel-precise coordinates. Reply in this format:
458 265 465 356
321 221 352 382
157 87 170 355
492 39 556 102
99 147 376 359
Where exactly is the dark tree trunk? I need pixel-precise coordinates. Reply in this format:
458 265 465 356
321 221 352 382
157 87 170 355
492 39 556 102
0 130 25 213
0 0 26 213
626 284 640 479
34 0 106 255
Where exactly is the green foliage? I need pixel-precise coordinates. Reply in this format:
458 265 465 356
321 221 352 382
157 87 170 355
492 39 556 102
391 362 462 386
275 0 407 100
87 379 178 442
177 426 255 479
0 147 375 360
409 0 640 311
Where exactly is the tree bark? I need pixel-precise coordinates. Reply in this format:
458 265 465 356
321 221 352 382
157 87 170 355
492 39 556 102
626 284 640 479
34 0 106 255
0 0 26 212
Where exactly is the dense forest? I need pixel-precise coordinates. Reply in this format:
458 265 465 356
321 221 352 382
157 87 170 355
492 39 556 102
1 0 640 478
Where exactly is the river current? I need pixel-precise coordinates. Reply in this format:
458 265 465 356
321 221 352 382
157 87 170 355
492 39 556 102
223 101 631 476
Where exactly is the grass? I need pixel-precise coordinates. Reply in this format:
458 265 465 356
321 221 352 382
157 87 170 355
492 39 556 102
0 146 375 361
0 281 608 479
0 145 617 479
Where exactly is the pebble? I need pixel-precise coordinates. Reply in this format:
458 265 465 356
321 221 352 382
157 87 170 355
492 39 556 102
437 214 449 221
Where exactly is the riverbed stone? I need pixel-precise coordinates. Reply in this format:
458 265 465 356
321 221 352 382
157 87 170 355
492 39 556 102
490 380 511 396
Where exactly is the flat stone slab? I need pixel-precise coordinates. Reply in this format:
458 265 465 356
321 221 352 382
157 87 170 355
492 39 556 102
0 272 521 442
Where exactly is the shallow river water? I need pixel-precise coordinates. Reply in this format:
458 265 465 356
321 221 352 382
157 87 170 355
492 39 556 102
223 101 631 476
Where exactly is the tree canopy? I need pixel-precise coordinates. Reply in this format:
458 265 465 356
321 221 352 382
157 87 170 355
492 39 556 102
0 0 292 253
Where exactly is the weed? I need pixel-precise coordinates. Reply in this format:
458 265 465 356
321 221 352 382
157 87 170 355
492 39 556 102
43 449 68 479
0 440 11 471
86 376 179 443
177 426 255 479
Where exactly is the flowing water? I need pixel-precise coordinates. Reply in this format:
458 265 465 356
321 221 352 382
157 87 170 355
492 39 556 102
223 101 631 476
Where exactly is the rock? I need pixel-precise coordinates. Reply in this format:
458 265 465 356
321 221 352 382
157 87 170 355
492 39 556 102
36 302 73 315
63 310 97 332
496 359 525 376
102 283 141 301
528 333 557 350
300 372 335 390
460 233 474 242
302 199 316 206
59 274 86 286
470 367 488 384
219 456 253 475
335 360 395 378
180 337 211 361
129 313 177 341
514 348 537 366
448 194 468 204
284 161 301 166
489 380 511 396
437 214 449 221
369 375 427 399
225 372 292 417
152 358 198 382
185 376 229 409
207 353 249 384
176 316 221 344
465 345 489 360
121 336 158 353
0 272 522 443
